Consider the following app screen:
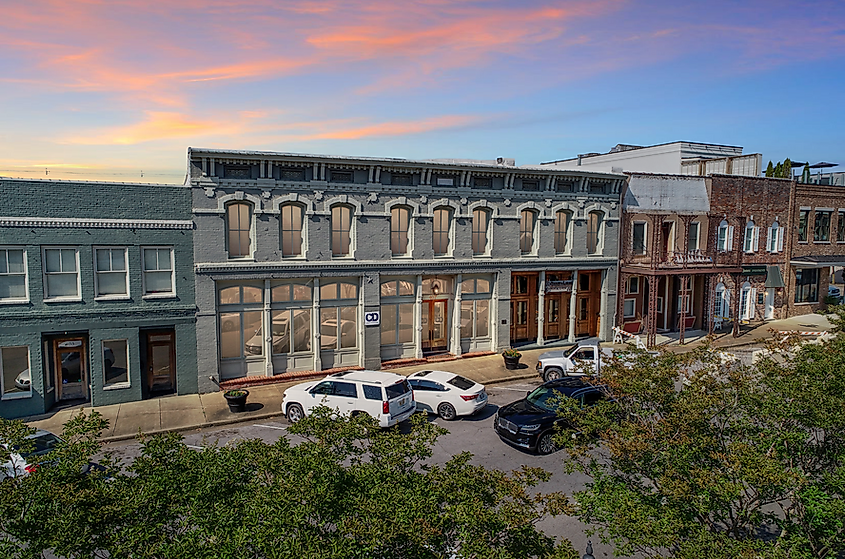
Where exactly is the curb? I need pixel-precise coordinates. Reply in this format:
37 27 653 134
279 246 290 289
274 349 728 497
98 371 542 444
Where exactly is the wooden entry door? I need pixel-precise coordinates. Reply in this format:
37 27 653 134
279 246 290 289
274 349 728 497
576 272 599 337
146 331 175 393
422 300 448 353
544 296 569 340
54 337 87 401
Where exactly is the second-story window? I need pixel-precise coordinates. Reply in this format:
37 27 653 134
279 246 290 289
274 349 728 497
798 210 809 242
472 208 489 255
43 247 80 301
142 247 175 296
554 211 569 254
226 202 252 259
433 208 451 256
520 210 536 255
814 210 831 242
767 221 783 252
632 222 647 255
839 211 845 243
94 247 129 298
587 211 603 255
390 206 410 257
743 220 759 253
688 222 700 251
281 204 304 257
331 205 352 257
0 247 27 303
717 220 733 252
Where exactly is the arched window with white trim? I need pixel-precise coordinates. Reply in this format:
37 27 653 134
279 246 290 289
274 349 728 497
226 202 253 259
743 220 759 253
767 220 784 253
714 282 730 321
739 281 755 320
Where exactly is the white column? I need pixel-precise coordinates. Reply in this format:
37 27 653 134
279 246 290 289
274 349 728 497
414 275 424 359
599 269 609 341
313 278 322 371
568 271 578 343
358 276 365 367
452 274 463 356
263 280 273 376
491 271 500 352
537 271 546 346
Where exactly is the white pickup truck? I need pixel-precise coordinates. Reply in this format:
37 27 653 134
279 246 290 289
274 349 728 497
535 342 613 382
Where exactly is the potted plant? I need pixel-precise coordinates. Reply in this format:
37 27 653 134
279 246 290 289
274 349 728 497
502 348 522 370
223 389 249 413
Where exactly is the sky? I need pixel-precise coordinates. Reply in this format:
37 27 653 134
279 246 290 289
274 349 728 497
1 0 844 183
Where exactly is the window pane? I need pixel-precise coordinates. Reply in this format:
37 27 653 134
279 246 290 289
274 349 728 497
103 340 129 386
0 276 26 299
332 206 351 256
242 286 262 303
2 346 30 395
688 223 699 250
340 306 357 349
281 204 303 257
47 274 78 297
555 212 568 253
271 310 291 355
461 301 473 339
381 281 397 297
143 248 157 270
220 313 241 358
96 249 111 271
243 311 263 356
292 308 311 352
292 283 311 301
60 249 76 271
339 282 357 299
45 249 61 272
145 271 172 293
320 308 337 350
476 300 489 337
6 250 24 273
219 286 241 305
461 279 474 294
98 272 127 296
321 282 337 300
397 303 413 343
476 278 490 292
380 305 396 345
272 284 291 302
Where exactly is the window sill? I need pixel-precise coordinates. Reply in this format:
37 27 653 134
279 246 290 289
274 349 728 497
1 392 32 401
143 293 176 300
95 295 131 302
433 255 454 259
281 255 306 260
103 382 131 391
44 297 82 303
0 299 29 305
391 255 414 260
813 241 831 244
227 257 255 262
472 254 492 259
520 253 539 258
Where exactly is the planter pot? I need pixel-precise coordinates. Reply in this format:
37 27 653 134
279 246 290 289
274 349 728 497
503 355 521 370
224 389 249 413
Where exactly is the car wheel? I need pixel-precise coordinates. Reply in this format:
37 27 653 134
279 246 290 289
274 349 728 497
544 367 563 382
286 403 304 423
437 402 457 421
537 432 558 455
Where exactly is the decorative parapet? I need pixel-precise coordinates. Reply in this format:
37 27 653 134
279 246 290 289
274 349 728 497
0 217 194 230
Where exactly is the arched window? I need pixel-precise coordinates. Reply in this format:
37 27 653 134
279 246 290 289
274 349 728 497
717 220 733 252
767 220 783 253
714 282 730 320
743 220 758 253
226 202 252 259
472 208 490 255
587 211 603 255
280 203 304 257
739 281 755 320
433 207 452 256
520 210 537 255
554 211 570 254
390 206 410 256
331 205 352 257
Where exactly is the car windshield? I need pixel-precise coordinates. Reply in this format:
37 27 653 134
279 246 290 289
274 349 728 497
563 345 580 358
19 433 61 458
526 387 563 412
385 380 411 400
447 375 475 390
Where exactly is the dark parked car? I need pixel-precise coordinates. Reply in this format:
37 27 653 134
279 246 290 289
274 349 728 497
493 378 609 455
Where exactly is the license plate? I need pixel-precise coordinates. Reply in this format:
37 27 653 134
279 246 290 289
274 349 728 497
479 392 487 401
400 398 407 406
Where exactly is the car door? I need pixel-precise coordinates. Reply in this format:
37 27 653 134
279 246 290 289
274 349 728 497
332 381 358 415
572 348 597 375
306 380 336 413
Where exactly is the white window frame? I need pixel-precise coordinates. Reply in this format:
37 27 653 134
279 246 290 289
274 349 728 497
390 205 412 258
717 220 734 252
519 210 539 256
554 210 571 255
687 221 700 251
280 203 306 259
471 208 492 257
330 204 355 259
432 207 454 258
623 298 636 318
739 282 755 321
93 247 130 300
632 221 648 255
225 201 255 260
743 221 759 253
587 210 605 255
42 246 81 302
141 246 175 298
102 339 130 390
1 346 32 400
0 246 29 304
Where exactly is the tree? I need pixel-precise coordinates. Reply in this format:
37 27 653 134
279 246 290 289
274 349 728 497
766 161 775 177
775 161 784 178
0 409 579 559
783 158 793 179
556 321 845 558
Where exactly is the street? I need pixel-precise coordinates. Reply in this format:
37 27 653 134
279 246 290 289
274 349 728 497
100 377 614 557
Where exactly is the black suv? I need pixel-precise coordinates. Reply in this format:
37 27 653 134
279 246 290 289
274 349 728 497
493 378 608 455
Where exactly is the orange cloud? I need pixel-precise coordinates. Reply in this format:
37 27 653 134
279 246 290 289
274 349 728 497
62 111 243 145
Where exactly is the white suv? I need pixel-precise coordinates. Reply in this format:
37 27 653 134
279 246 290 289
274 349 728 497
282 370 416 428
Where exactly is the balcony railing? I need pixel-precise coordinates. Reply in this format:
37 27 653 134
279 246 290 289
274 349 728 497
658 249 713 268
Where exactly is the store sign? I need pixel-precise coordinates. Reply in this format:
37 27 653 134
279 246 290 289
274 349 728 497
545 280 572 293
364 311 380 326
742 266 767 276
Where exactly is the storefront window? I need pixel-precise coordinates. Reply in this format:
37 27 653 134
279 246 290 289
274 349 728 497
1 346 30 398
321 307 357 350
381 303 413 345
271 309 311 354
218 284 264 359
794 268 819 303
103 340 129 387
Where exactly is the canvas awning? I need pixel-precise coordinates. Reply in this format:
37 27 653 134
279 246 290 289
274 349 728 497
764 265 785 288
790 256 845 268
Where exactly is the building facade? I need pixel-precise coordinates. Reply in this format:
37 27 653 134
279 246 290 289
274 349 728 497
0 178 197 419
189 149 624 391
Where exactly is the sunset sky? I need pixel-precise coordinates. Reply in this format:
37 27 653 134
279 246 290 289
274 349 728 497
1 0 844 183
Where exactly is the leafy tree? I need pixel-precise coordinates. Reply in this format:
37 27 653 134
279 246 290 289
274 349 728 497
0 409 578 559
775 161 784 178
783 158 793 179
766 161 775 177
556 321 845 558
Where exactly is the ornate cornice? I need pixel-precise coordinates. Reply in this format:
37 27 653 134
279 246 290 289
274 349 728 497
0 217 194 230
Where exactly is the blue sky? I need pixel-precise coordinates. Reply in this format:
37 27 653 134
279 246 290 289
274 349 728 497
0 0 843 183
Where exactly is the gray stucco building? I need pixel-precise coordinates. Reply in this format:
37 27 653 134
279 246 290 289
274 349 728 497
0 178 197 419
189 148 624 391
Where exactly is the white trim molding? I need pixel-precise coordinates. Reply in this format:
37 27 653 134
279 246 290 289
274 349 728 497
0 217 193 230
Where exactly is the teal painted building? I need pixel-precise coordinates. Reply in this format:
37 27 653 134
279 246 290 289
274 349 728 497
0 178 197 419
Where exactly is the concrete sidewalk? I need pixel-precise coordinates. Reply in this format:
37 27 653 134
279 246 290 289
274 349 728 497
23 313 835 441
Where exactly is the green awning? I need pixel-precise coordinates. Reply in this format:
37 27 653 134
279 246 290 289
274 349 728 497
765 265 785 288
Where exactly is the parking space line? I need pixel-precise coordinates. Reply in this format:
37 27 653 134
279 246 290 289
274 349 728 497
254 424 287 430
495 386 536 391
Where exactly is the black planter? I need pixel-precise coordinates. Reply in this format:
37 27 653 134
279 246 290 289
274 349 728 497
224 390 249 413
503 355 521 370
